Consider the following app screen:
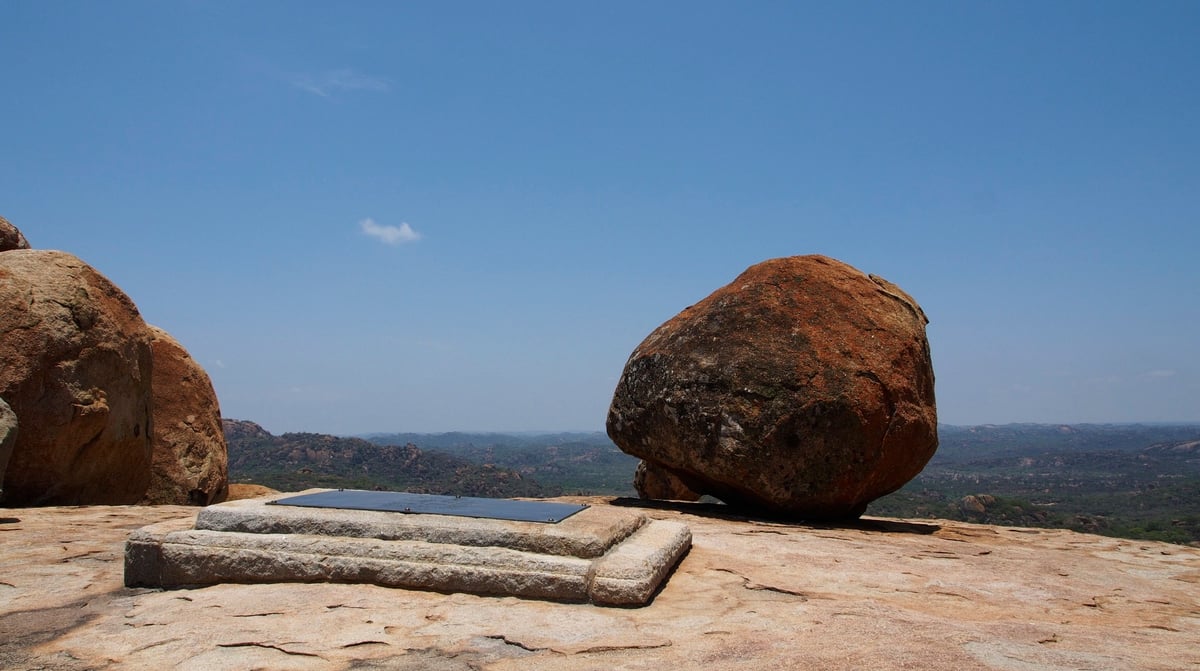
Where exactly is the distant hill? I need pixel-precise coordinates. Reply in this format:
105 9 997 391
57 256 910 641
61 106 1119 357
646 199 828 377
364 431 639 496
228 419 1200 545
870 424 1200 544
934 423 1200 462
223 419 557 498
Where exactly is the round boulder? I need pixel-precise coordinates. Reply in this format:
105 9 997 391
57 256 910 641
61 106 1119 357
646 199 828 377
0 215 31 252
0 250 154 505
607 255 937 520
141 326 229 506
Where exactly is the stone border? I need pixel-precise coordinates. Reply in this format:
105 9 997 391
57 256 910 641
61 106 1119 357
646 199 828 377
197 492 645 558
126 492 692 607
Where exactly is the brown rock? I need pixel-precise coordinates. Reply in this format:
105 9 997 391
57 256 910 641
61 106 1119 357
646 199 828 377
961 495 987 514
607 255 937 520
224 483 280 501
0 215 30 252
634 460 700 502
141 326 228 505
0 397 15 488
0 250 154 505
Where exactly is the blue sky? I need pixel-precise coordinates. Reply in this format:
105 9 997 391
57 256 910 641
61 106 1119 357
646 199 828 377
3 1 1197 433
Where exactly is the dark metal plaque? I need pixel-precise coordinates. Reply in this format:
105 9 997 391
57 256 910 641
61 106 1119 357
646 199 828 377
267 489 588 524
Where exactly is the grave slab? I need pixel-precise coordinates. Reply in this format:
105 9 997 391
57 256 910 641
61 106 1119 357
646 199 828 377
126 489 691 606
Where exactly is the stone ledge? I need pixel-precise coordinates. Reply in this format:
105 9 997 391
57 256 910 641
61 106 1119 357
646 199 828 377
125 491 692 606
196 490 645 558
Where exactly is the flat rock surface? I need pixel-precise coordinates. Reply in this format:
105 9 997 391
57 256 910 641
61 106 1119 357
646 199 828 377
2 497 1198 670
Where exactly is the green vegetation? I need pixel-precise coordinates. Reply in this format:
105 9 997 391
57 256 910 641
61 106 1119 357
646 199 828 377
227 420 1200 546
868 425 1200 545
363 432 639 496
225 420 557 498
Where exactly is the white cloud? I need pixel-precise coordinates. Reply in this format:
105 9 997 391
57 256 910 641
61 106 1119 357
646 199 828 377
214 359 227 369
360 218 421 245
1145 369 1178 378
291 68 391 97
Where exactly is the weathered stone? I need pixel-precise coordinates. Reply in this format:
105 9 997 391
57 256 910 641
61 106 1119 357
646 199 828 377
634 460 700 502
0 397 15 489
0 250 154 505
125 490 691 607
608 255 937 520
195 492 645 558
0 215 30 252
4 500 1198 670
141 326 228 505
225 483 279 500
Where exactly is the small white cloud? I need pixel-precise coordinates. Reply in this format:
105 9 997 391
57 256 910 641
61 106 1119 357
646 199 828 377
292 68 391 97
1145 369 1178 378
360 218 421 245
214 359 227 369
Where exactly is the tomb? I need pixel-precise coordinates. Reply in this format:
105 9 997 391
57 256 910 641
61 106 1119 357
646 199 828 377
125 489 691 606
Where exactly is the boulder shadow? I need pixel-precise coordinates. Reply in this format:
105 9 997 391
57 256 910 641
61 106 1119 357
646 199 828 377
607 497 941 535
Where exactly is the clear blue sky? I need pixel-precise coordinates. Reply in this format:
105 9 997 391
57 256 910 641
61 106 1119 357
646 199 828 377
3 1 1197 434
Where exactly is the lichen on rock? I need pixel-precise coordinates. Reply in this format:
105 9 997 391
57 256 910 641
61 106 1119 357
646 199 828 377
607 255 938 520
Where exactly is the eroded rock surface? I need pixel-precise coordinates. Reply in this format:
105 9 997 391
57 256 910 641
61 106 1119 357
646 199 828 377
142 326 228 505
608 255 937 519
1 499 1197 670
0 250 154 505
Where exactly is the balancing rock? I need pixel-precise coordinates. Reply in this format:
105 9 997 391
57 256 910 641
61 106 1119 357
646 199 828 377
607 255 937 520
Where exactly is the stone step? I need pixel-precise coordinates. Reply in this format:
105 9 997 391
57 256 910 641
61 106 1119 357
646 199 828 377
195 491 645 558
125 491 692 607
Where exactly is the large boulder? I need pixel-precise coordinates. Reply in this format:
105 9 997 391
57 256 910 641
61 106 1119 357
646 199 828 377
0 397 16 490
141 326 228 505
0 250 154 505
607 255 937 520
0 215 31 252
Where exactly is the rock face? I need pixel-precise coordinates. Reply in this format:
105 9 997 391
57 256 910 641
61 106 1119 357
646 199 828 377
141 326 228 506
2 501 1197 671
608 255 938 520
0 397 16 489
125 493 691 607
634 460 700 502
0 250 154 505
0 215 30 252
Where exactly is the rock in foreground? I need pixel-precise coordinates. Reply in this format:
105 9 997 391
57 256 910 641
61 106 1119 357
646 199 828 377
141 326 228 506
1 499 1197 670
0 250 154 505
608 255 937 519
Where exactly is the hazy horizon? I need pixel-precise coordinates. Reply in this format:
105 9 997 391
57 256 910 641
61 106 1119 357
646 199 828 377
234 419 1200 439
5 2 1197 434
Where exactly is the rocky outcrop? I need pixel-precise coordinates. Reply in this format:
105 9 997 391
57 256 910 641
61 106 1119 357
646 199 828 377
0 215 30 252
141 326 228 505
0 397 15 489
634 460 700 501
0 250 154 505
608 255 938 520
1 500 1197 670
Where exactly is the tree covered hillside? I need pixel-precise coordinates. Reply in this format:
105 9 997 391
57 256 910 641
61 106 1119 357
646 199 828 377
224 420 557 498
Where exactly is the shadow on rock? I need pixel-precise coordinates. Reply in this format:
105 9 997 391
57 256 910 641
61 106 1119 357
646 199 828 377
0 590 126 671
608 496 941 535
